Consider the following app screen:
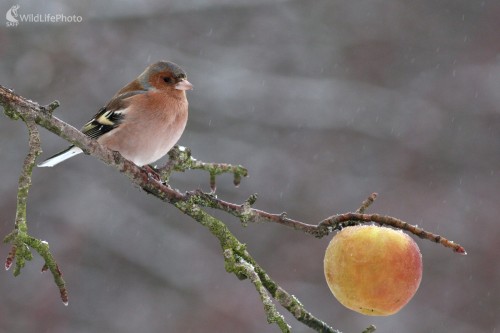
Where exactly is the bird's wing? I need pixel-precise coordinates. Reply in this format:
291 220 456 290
81 90 145 139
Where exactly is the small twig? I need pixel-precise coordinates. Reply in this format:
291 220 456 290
1 112 68 304
224 249 291 333
362 325 376 333
28 237 68 305
356 193 378 213
40 100 60 114
6 114 41 275
160 146 248 191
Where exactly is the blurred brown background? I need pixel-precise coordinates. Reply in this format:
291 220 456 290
0 1 498 332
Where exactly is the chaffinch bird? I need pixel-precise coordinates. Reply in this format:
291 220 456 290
38 61 192 168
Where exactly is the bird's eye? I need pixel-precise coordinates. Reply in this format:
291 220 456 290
163 77 172 83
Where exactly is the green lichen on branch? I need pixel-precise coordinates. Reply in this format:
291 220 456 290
161 145 248 191
4 232 68 305
40 100 60 114
239 248 339 333
173 201 294 331
174 198 338 333
224 248 291 333
0 96 68 305
3 115 41 274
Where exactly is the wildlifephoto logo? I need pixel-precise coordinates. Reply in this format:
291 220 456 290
6 4 83 27
5 4 19 27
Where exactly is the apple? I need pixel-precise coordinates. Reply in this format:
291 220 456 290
324 225 422 316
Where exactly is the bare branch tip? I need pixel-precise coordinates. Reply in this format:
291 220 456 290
356 192 379 213
4 244 16 270
61 291 69 306
245 193 258 206
455 246 467 255
41 100 60 113
209 172 217 192
362 324 376 333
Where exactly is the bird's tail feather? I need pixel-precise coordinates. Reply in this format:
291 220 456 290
38 146 83 167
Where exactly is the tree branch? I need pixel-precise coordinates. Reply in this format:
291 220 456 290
0 84 466 332
184 191 466 254
2 92 68 304
159 146 248 191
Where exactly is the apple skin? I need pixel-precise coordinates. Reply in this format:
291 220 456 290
324 225 422 316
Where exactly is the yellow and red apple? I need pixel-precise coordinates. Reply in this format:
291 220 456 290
324 225 422 316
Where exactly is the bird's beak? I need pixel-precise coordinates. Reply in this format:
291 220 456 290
175 79 193 91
